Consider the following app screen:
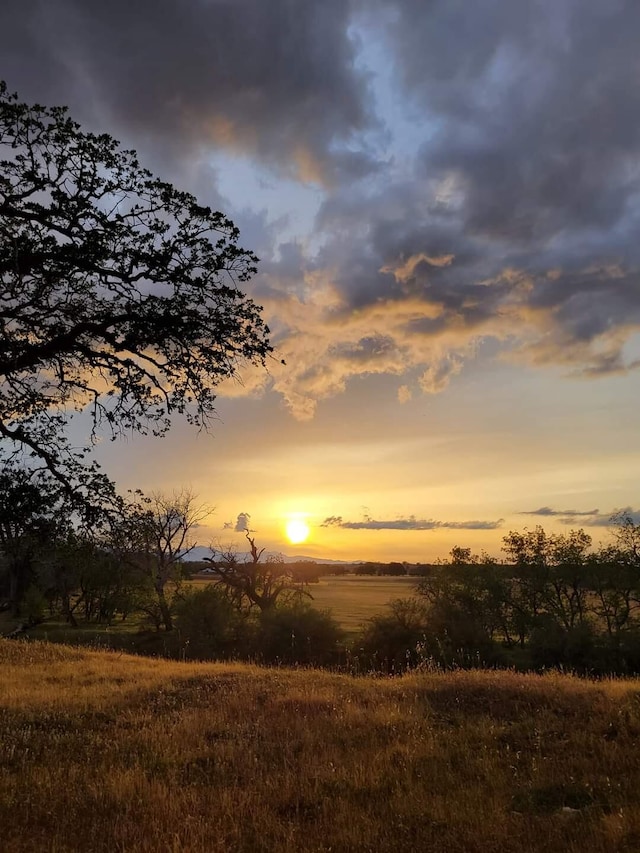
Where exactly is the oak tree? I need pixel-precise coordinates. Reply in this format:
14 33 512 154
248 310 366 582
0 83 271 499
0 464 70 615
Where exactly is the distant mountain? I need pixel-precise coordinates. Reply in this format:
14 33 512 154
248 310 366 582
280 554 357 565
183 546 355 565
182 546 213 562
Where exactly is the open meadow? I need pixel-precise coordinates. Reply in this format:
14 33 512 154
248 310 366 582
296 574 418 635
2 639 640 852
191 573 419 636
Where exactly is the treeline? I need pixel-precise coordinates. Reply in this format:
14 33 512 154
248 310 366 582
194 560 348 584
352 562 436 576
197 559 433 580
360 519 640 675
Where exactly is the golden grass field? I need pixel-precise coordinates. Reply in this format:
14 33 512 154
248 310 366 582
2 639 640 852
299 575 418 634
191 573 420 635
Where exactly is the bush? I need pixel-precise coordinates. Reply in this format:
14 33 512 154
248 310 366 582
21 585 47 626
356 598 431 673
256 604 344 666
355 595 507 674
424 597 503 668
173 585 248 660
610 629 640 674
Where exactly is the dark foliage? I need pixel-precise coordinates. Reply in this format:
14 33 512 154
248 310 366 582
256 603 345 667
0 82 271 499
174 584 249 660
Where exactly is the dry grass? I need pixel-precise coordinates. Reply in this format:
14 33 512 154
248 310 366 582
305 575 418 634
191 573 419 634
2 640 640 852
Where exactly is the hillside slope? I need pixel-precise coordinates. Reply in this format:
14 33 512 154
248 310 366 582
1 640 640 852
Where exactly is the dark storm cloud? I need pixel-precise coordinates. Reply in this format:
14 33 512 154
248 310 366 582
0 0 376 183
321 515 504 531
382 0 640 241
3 0 640 416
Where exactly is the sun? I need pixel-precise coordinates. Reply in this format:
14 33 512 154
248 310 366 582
286 518 310 545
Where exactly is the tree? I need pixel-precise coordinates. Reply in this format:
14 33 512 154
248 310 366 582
110 489 209 631
502 526 593 643
0 464 72 615
417 551 511 661
379 561 407 576
502 526 551 640
589 512 640 647
41 533 145 628
546 528 592 632
0 83 271 499
611 511 640 568
205 530 311 613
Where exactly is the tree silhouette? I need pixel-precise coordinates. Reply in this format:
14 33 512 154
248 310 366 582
0 465 72 615
108 489 209 631
205 531 311 612
0 82 271 500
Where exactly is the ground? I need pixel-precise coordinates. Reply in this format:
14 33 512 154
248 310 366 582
2 639 640 852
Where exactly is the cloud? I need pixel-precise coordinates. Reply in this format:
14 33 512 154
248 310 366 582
518 507 640 527
252 210 640 417
0 0 377 185
223 512 252 533
3 0 640 419
321 507 640 533
397 385 412 404
380 252 455 282
520 507 600 518
321 514 504 531
381 0 640 241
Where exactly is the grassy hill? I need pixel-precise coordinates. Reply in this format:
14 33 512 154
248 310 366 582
1 641 640 852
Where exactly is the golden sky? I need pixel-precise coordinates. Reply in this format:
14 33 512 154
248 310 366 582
96 358 640 561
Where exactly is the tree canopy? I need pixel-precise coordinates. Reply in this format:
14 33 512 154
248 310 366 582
0 82 271 496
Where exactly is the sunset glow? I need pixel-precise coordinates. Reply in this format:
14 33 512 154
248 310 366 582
285 518 310 546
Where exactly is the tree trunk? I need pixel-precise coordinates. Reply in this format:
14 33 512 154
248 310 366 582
156 585 173 631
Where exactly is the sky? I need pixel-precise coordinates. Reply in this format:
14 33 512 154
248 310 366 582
2 0 640 561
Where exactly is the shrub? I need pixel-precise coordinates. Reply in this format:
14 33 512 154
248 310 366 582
21 585 47 626
173 584 248 660
425 597 503 668
256 603 345 666
356 598 431 673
